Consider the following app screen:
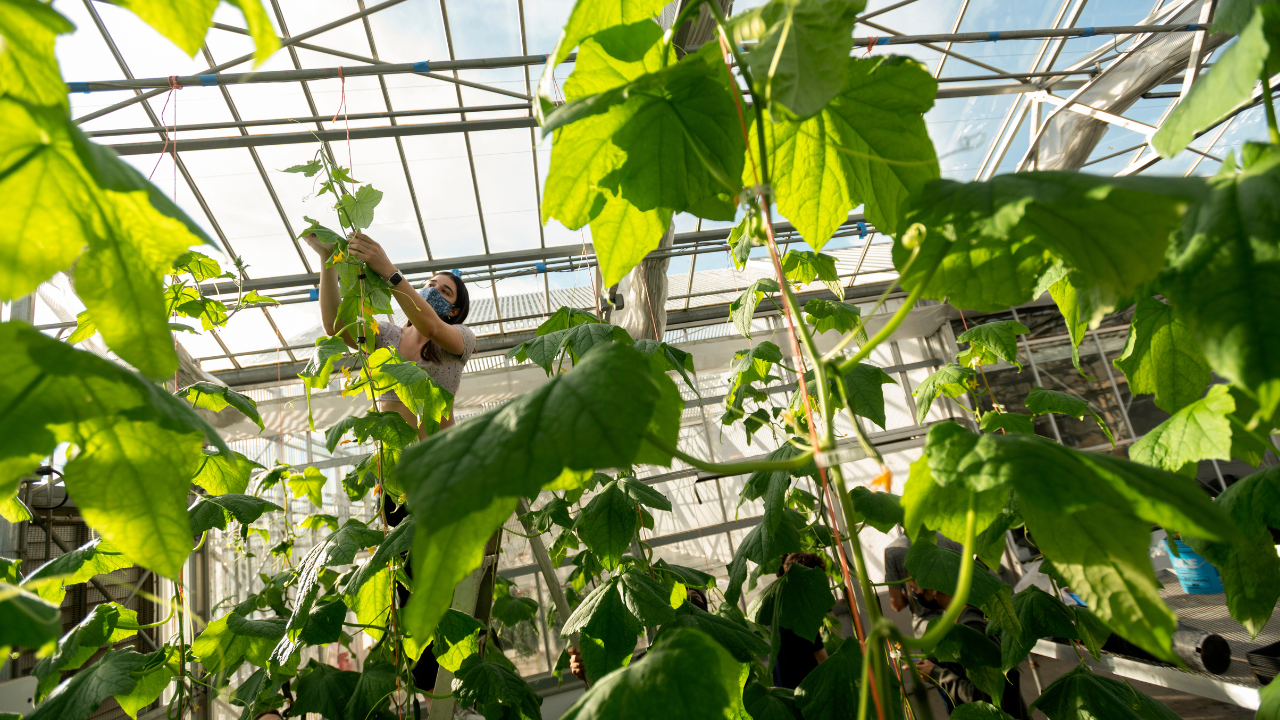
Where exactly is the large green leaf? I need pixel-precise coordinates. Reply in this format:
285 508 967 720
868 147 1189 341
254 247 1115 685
731 278 782 338
1024 387 1113 445
1129 384 1234 474
0 0 75 106
1113 296 1212 414
734 0 865 120
33 603 138 699
912 363 976 424
782 251 843 299
1031 664 1181 720
27 650 146 720
509 322 635 374
343 515 414 607
659 602 771 663
543 44 744 222
804 299 862 337
0 582 62 650
290 661 360 719
287 467 327 508
358 350 454 433
63 421 200 578
1154 5 1280 157
193 450 262 495
792 640 861 720
838 363 897 430
904 533 1012 612
576 480 642 569
560 628 745 720
994 585 1078 672
979 411 1035 435
561 575 643 681
957 320 1028 369
847 486 902 533
452 654 543 720
748 563 836 643
336 185 382 231
20 537 132 604
744 683 802 720
192 613 286 672
759 55 937 245
896 172 1204 314
1 100 201 377
112 0 276 65
1186 466 1280 636
398 343 678 643
176 382 264 431
544 0 666 68
271 520 383 663
590 191 674 288
188 493 281 535
1162 144 1280 421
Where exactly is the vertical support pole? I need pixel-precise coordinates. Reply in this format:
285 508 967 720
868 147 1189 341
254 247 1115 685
1090 329 1137 441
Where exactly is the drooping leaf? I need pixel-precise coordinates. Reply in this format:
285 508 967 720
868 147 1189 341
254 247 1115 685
431 609 485 673
912 363 976 424
544 0 667 67
188 493 281 535
792 640 862 720
27 649 146 720
847 486 902 533
559 628 745 720
1072 606 1113 660
804 299 863 338
509 322 635 374
223 0 280 66
576 480 643 570
176 382 264 431
398 344 677 646
114 647 179 719
1153 5 1280 157
33 603 138 698
838 363 897 430
904 533 1011 612
980 411 1035 435
591 191 674 288
956 320 1028 370
994 585 1079 671
0 582 62 650
782 251 843 299
1186 466 1280 636
452 654 544 720
1031 664 1182 720
1113 296 1212 414
20 537 132 604
1024 387 1114 445
0 99 205 377
748 563 836 643
290 661 360 719
0 0 75 106
537 305 604 336
193 450 262 495
733 0 865 120
659 602 771 663
296 513 339 533
744 683 802 720
191 613 286 672
731 279 782 338
1130 384 1234 474
1162 144 1280 422
756 55 938 245
896 172 1203 314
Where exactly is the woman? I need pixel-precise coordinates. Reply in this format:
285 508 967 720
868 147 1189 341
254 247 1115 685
305 231 475 437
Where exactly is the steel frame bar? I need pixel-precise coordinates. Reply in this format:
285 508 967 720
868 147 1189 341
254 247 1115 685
437 0 505 334
933 0 972 79
853 21 1210 49
354 0 434 259
1047 0 1199 89
79 0 241 264
856 0 920 23
973 0 1082 180
82 102 529 138
209 21 531 101
199 45 313 272
858 18 1019 78
74 0 412 124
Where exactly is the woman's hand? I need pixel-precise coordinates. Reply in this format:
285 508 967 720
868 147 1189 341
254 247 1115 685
913 658 935 677
303 232 335 260
348 233 397 280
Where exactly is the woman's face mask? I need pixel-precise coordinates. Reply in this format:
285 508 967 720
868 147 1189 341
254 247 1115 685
421 285 454 321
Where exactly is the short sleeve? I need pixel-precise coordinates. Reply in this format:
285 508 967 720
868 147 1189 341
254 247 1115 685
457 324 477 363
373 321 399 351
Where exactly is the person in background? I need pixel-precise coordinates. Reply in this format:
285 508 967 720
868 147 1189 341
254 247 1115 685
910 580 1031 719
566 587 710 683
771 552 830 689
883 532 965 630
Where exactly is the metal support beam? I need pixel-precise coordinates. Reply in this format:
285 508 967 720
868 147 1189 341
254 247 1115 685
74 0 412 124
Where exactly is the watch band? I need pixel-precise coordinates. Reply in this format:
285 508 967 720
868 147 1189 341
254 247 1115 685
387 270 403 286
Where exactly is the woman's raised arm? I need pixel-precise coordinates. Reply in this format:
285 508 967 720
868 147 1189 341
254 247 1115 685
348 233 464 356
304 233 358 350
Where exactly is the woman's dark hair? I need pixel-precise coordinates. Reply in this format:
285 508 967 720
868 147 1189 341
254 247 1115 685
415 272 470 364
777 551 828 577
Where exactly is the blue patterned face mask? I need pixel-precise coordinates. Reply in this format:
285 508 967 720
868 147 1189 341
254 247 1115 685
420 285 454 321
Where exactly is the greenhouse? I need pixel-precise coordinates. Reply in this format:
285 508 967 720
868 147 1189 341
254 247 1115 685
3 0 1280 718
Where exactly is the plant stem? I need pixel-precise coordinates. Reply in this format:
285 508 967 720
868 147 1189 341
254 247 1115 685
1263 70 1280 145
899 492 978 649
644 431 813 473
835 278 933 374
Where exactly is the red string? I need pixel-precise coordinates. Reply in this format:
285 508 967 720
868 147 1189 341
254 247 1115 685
332 66 353 174
864 36 880 56
148 76 182 185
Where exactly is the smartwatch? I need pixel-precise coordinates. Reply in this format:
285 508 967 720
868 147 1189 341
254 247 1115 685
386 270 403 286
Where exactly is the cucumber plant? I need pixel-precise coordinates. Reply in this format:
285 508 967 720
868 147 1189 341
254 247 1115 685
3 0 1280 718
